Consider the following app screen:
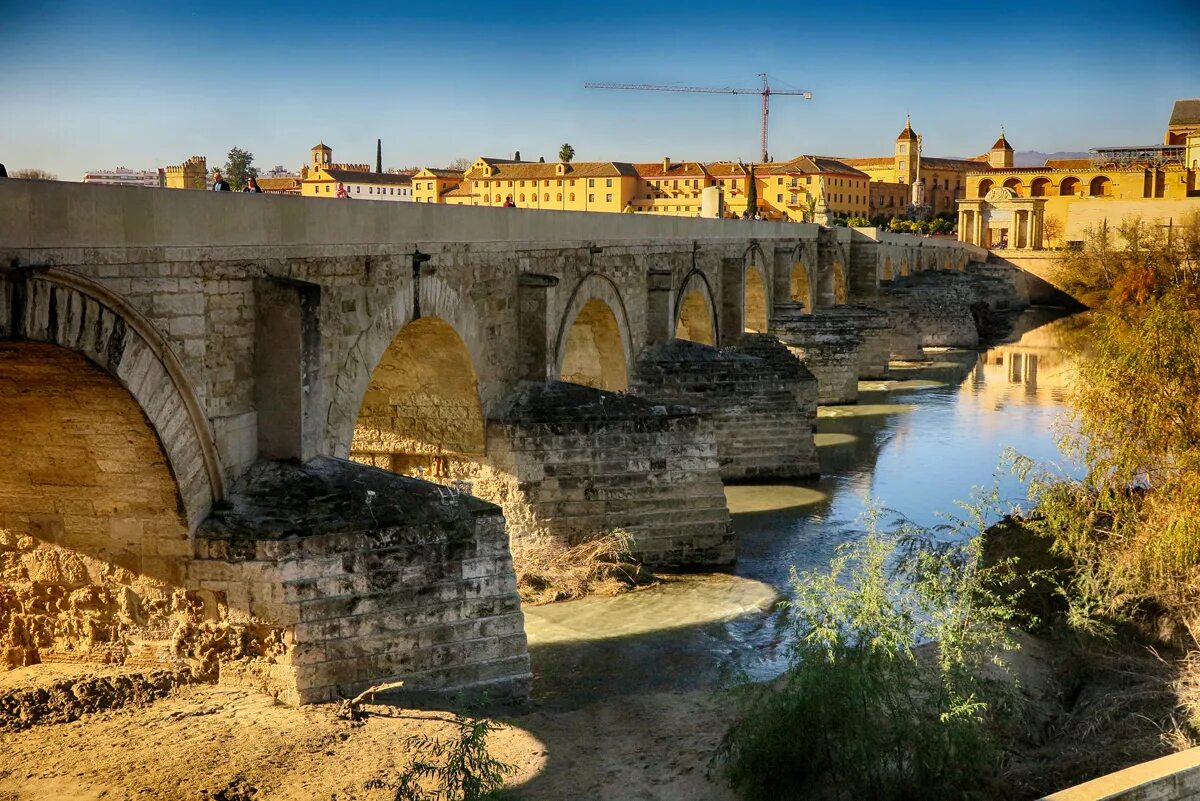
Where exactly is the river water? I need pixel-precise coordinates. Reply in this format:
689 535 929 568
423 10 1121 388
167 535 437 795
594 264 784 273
524 308 1086 710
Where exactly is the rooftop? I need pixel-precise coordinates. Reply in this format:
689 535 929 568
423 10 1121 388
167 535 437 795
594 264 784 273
1169 98 1200 127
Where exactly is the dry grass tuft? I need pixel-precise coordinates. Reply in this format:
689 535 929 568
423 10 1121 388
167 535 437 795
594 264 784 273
511 530 654 605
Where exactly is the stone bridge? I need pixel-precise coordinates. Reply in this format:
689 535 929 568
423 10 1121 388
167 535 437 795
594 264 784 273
0 180 998 706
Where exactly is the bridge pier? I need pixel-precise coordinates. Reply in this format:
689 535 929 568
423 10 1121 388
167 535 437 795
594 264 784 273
770 303 863 405
196 457 531 706
480 381 735 568
838 306 893 379
631 337 818 482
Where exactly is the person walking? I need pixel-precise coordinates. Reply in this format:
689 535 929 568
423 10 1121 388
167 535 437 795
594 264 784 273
243 176 263 193
503 195 516 207
212 171 230 191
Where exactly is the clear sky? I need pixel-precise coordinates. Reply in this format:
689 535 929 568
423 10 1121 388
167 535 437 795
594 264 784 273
4 0 1198 179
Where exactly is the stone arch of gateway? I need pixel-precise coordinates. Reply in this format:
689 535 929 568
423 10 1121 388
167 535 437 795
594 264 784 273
0 179 1014 705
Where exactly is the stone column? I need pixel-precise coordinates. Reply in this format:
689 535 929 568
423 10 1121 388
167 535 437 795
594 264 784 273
517 273 559 380
644 269 675 345
254 277 322 461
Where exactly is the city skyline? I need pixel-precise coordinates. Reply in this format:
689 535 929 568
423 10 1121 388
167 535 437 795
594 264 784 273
5 0 1199 180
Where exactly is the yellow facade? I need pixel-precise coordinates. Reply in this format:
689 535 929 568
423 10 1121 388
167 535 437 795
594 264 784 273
164 156 207 190
299 143 413 199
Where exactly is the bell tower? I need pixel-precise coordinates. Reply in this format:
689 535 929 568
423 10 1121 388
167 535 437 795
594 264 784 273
988 127 1014 169
311 142 333 171
895 115 918 185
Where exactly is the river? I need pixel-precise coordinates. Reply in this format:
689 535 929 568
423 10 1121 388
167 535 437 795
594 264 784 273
524 308 1087 710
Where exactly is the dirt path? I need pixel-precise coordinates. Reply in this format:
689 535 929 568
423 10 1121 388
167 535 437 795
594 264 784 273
0 682 738 801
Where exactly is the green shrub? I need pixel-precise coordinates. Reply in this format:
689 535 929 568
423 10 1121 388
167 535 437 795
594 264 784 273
715 507 1025 801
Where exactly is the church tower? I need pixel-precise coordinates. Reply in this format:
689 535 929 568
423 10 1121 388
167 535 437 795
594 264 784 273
311 142 333 171
988 128 1014 169
895 116 919 184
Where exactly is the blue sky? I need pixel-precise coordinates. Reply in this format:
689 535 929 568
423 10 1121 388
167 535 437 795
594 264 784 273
3 0 1198 179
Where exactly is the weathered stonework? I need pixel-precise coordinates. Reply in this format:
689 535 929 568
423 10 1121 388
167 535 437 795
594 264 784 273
837 306 892 379
770 304 863 405
631 337 819 482
481 382 734 568
197 458 530 705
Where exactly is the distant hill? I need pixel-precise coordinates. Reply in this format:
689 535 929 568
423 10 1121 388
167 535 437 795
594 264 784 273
1014 150 1090 167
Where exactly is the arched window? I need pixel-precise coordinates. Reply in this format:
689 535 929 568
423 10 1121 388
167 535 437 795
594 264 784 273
519 194 525 202
977 179 993 198
1089 176 1112 197
569 193 575 202
1060 177 1080 196
556 193 562 201
1002 177 1023 196
1029 177 1051 197
544 193 549 202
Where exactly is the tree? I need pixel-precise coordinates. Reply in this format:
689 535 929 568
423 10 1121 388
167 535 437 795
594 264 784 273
222 147 257 191
746 165 758 216
538 156 545 163
12 168 57 180
446 157 473 171
558 143 575 163
376 139 382 174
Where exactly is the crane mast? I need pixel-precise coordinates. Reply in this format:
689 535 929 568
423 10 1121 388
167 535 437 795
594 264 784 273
584 73 812 163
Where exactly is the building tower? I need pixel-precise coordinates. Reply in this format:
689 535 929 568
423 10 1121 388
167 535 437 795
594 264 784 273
311 142 333 171
895 115 919 185
988 127 1014 170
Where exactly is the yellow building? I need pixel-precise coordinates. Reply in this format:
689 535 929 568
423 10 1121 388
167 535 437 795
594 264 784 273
164 156 208 190
300 143 413 200
451 157 639 212
755 156 872 220
411 168 466 203
836 117 986 218
959 101 1200 249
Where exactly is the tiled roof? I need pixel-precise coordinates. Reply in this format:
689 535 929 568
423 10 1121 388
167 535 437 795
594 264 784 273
704 162 750 177
416 168 466 179
467 161 638 179
1169 99 1200 127
838 156 893 167
921 156 989 170
311 142 331 151
633 161 708 178
991 134 1013 151
256 177 301 191
322 169 413 186
896 118 918 141
442 184 474 197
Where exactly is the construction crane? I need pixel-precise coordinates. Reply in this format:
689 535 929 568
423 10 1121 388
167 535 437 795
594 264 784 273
584 73 812 164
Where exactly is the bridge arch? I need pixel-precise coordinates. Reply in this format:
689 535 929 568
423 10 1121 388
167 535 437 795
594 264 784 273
326 272 496 460
882 255 894 281
673 269 718 345
349 316 485 479
743 243 770 332
790 258 814 312
554 272 633 392
3 269 221 527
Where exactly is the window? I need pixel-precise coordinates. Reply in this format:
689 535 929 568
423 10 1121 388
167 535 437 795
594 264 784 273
569 192 576 202
790 193 798 204
556 193 562 201
324 185 329 193
805 176 811 184
606 178 613 188
777 178 782 185
484 195 490 203
369 187 373 194
899 144 907 154
356 186 361 193
898 160 905 168
519 194 525 202
605 193 612 202
543 193 549 201
587 193 594 203
777 194 782 202
507 180 513 187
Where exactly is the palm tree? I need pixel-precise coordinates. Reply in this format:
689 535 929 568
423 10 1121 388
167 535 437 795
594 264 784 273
558 143 575 163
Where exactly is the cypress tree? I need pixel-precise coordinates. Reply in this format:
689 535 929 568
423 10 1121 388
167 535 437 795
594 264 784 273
746 164 758 217
376 139 382 173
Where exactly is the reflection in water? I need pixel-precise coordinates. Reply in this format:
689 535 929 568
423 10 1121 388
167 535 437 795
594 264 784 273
528 308 1084 706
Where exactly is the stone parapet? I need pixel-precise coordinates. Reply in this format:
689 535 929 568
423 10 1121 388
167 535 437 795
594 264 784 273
482 381 734 568
196 457 530 706
631 337 818 482
770 303 863 405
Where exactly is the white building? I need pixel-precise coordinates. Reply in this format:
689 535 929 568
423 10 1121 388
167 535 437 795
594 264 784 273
81 167 164 187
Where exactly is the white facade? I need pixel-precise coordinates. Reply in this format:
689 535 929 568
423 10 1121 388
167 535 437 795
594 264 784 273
342 181 412 201
82 167 164 187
